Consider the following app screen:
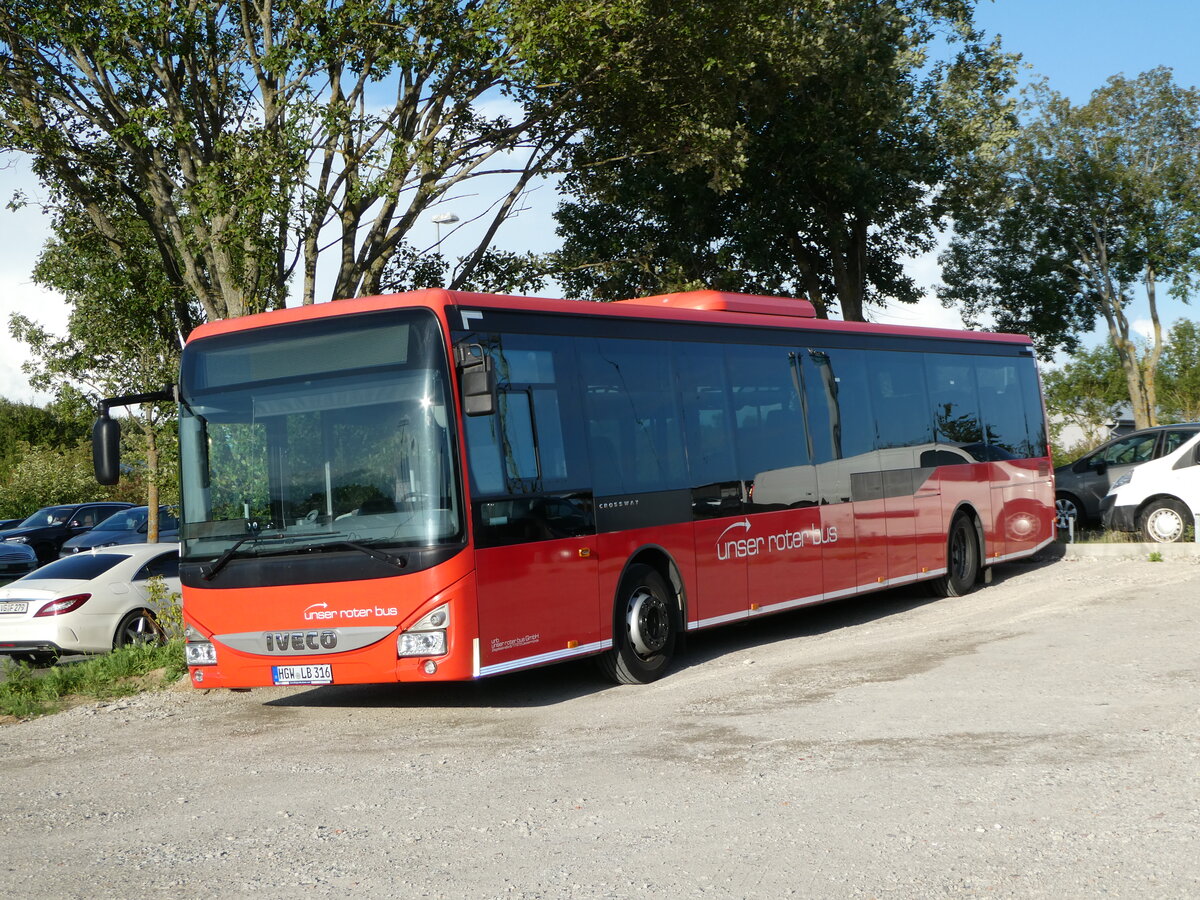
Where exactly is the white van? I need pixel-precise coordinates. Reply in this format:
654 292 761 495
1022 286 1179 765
1101 431 1200 542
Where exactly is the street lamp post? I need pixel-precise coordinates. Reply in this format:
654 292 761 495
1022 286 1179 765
431 212 459 247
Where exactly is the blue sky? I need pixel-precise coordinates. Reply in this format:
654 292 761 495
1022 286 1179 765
2 0 1199 400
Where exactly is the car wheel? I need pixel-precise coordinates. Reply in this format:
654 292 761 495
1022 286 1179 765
113 609 165 649
599 564 677 685
1055 493 1082 530
931 515 980 598
1139 499 1191 544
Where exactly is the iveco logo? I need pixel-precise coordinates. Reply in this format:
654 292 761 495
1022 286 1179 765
264 631 337 652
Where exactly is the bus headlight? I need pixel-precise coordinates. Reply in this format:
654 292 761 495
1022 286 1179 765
185 624 217 666
397 603 449 657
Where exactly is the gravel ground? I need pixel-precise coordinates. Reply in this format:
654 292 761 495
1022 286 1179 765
2 551 1198 899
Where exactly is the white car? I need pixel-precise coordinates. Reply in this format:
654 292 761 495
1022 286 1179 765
0 543 180 664
1101 431 1200 542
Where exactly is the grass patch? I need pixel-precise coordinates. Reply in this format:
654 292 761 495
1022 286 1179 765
1061 527 1141 544
0 641 186 721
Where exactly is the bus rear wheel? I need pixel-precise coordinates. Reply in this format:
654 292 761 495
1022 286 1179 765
931 515 979 598
600 564 677 685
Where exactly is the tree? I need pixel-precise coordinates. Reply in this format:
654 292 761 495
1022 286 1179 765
1157 319 1200 422
553 0 1018 320
10 206 192 539
939 69 1200 428
0 1 598 318
0 398 88 484
0 443 105 519
1041 342 1129 459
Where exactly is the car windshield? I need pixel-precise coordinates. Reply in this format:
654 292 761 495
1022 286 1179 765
93 509 148 533
20 554 126 581
19 506 74 528
178 308 465 561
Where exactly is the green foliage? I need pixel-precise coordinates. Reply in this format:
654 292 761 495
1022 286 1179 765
1148 550 1164 562
0 0 656 318
552 0 1018 320
1043 342 1130 457
1042 319 1200 464
940 69 1200 428
0 398 88 483
1158 320 1200 422
0 641 185 720
0 443 107 518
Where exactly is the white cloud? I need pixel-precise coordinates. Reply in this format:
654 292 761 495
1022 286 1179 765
0 158 68 403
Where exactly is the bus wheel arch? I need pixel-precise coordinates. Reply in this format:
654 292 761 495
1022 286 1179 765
931 505 983 598
600 547 685 685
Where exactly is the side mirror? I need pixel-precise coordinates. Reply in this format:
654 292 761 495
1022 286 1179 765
93 414 121 485
1094 460 1108 475
456 343 496 417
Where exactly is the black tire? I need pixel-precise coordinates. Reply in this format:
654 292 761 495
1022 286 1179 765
931 515 980 598
113 609 165 650
1139 499 1191 543
599 564 677 685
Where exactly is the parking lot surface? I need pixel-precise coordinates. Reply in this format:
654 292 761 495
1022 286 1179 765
2 552 1198 898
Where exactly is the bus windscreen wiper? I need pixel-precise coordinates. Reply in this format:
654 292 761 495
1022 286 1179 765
312 540 408 570
200 533 407 580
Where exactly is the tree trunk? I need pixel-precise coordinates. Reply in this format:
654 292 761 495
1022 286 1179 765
146 427 160 543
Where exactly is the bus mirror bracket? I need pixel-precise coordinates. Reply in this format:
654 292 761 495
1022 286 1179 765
92 386 177 484
456 344 496 417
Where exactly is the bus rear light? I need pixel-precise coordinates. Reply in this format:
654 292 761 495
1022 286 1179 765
34 594 91 617
185 624 217 666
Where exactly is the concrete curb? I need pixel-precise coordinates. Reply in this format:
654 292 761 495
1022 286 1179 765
1059 540 1200 559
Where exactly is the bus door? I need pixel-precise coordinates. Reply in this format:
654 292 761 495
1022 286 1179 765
803 348 880 596
869 353 930 585
924 355 993 567
676 346 748 627
727 346 823 612
460 334 601 674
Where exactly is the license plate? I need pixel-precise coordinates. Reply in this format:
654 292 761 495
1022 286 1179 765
0 601 28 614
272 664 333 686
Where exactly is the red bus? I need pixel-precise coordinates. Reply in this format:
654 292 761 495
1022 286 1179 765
101 288 1054 688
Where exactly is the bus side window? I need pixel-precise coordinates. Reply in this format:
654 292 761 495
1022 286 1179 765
580 337 687 496
724 344 812 510
870 352 934 456
464 334 588 497
807 348 875 505
975 359 1029 459
924 355 983 460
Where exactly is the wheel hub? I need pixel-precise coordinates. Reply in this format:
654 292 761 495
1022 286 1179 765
1147 508 1184 542
627 588 669 657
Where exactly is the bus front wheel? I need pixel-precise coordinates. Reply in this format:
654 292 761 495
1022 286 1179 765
931 515 980 598
600 564 677 685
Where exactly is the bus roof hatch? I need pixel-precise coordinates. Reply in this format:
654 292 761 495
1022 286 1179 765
616 290 817 318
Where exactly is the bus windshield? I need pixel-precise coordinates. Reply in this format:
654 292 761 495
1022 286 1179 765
177 309 463 561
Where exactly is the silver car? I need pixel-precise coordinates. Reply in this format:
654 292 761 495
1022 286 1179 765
1055 424 1200 526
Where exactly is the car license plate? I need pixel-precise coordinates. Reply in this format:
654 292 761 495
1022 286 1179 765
272 664 333 685
0 601 28 614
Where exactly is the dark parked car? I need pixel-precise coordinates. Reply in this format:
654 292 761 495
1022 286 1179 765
1054 424 1200 526
0 541 38 583
0 502 135 565
0 518 24 531
60 506 180 556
